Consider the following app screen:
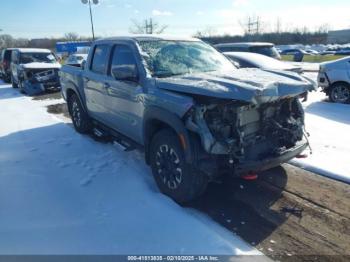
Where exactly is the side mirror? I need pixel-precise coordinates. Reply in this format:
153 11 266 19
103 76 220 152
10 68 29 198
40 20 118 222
111 65 138 82
81 60 86 69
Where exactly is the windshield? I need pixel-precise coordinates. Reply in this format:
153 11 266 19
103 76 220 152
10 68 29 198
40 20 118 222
138 40 235 78
20 52 57 64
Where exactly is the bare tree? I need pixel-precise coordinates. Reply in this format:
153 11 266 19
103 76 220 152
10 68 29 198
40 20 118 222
194 26 218 38
275 17 282 33
64 32 80 41
129 18 167 34
316 24 330 34
0 34 15 49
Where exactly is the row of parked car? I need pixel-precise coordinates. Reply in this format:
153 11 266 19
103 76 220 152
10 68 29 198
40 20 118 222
212 42 350 104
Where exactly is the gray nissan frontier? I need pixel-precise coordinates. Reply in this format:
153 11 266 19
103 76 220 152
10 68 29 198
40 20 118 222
60 36 315 203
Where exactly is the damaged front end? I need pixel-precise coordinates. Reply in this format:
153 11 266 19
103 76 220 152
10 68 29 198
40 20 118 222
20 68 60 95
185 97 309 177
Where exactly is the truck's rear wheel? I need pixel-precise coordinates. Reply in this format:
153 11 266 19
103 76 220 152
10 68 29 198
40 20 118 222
68 93 91 133
150 129 208 203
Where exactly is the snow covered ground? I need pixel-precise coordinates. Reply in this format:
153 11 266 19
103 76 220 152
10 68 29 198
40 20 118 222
0 81 260 255
0 72 349 254
290 85 350 184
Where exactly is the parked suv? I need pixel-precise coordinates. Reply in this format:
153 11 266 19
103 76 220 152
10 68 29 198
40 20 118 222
10 48 61 95
0 48 15 83
318 56 350 103
60 36 314 203
215 42 281 60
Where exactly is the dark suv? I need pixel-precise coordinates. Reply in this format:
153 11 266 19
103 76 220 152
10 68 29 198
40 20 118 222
215 42 281 60
0 48 15 83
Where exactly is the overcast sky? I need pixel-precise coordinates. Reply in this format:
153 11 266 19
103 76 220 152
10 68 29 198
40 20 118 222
1 0 350 38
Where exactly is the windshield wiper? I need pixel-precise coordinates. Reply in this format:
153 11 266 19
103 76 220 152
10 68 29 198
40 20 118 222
154 72 187 78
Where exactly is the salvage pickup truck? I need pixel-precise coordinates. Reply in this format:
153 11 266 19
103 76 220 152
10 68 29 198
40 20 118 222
60 36 315 203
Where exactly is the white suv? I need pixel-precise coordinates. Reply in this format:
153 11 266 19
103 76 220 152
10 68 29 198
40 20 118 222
318 56 350 103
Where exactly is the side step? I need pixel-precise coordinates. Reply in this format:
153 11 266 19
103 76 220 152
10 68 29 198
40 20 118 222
113 139 136 152
92 125 139 152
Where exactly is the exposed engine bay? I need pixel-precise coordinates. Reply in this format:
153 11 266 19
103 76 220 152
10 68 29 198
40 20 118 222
186 97 308 174
20 68 60 95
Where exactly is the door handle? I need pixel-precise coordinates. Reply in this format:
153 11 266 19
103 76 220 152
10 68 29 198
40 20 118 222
83 77 90 82
103 83 110 89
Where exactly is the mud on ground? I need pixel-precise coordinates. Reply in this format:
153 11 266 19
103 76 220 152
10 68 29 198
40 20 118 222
187 165 350 261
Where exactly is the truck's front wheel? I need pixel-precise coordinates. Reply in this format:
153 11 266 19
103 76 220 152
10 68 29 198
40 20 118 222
68 93 91 134
150 129 208 203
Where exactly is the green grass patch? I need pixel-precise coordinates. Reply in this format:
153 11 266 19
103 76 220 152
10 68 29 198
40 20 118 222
281 54 347 63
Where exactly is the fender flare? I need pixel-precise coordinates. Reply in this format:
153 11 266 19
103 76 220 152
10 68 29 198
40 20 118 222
143 106 194 165
64 81 88 114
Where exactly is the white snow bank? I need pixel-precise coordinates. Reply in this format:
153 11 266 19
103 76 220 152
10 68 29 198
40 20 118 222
290 81 350 184
0 83 259 255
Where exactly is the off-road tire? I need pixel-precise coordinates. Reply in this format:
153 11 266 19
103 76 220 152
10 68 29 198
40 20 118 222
68 93 91 134
329 83 350 104
150 129 208 203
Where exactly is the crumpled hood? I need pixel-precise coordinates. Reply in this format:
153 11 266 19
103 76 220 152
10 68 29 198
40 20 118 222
22 62 61 70
156 68 316 104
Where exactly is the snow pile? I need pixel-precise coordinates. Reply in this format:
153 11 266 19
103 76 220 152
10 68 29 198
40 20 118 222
290 83 350 184
0 82 259 255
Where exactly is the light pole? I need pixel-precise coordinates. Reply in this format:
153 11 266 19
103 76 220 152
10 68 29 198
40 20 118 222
81 0 99 41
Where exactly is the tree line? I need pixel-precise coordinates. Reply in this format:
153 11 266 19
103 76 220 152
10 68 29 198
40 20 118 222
0 33 91 51
199 31 328 46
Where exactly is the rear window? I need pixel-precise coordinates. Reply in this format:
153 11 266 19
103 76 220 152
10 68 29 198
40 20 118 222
91 45 110 74
249 46 279 58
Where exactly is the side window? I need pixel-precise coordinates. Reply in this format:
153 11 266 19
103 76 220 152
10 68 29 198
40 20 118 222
91 44 110 74
109 45 137 75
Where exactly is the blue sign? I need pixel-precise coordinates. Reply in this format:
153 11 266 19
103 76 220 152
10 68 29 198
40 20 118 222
56 41 91 53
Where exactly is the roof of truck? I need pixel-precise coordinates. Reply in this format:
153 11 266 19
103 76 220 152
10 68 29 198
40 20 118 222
97 35 200 42
15 48 52 53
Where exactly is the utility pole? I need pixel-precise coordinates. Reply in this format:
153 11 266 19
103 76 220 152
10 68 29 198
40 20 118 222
245 16 261 35
81 0 99 41
145 18 154 34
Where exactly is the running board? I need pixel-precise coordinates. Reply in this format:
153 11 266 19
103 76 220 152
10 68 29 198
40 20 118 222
91 121 141 153
93 128 105 138
113 139 136 152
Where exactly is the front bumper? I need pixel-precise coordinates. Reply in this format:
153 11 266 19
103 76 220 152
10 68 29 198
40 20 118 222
23 78 60 96
235 141 308 175
317 72 330 90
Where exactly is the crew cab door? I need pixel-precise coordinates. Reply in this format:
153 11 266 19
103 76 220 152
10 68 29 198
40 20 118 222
84 44 111 122
104 44 144 144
